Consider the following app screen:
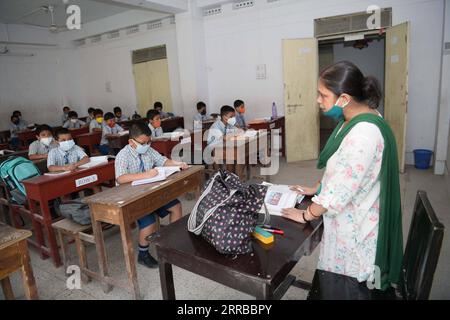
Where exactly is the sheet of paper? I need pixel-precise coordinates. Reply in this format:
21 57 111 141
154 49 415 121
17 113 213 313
79 156 108 169
259 184 303 216
118 130 129 136
44 171 71 176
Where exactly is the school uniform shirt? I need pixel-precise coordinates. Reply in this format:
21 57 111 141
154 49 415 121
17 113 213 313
9 121 28 138
148 123 163 139
311 122 385 283
206 119 238 145
235 113 247 128
115 144 168 179
101 123 124 145
115 115 128 122
61 113 69 124
28 140 58 156
89 120 103 133
47 145 87 168
63 119 86 129
85 116 94 125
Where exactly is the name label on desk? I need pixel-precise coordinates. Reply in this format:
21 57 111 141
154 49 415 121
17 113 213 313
269 123 276 129
75 174 98 188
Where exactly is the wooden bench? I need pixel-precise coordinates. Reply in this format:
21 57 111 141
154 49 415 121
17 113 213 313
0 222 38 300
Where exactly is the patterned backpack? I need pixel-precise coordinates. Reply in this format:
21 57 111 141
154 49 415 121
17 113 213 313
188 170 269 255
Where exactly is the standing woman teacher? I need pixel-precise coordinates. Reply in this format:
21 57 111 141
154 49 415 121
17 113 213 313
282 61 403 297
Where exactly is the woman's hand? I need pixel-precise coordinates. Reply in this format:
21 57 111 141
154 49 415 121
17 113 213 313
290 184 318 196
281 208 308 224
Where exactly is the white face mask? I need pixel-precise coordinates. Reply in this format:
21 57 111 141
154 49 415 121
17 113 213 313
227 117 237 126
59 139 75 152
70 119 77 123
40 137 53 147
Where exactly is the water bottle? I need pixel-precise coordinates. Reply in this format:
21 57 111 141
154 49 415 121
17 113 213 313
271 102 278 120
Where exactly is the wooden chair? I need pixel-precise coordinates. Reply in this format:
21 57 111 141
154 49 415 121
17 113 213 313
306 190 445 300
0 222 38 300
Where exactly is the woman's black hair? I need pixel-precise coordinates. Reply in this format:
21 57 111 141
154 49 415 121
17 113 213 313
319 61 382 109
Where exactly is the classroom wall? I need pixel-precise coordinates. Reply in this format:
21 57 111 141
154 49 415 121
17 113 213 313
0 23 66 129
202 0 445 165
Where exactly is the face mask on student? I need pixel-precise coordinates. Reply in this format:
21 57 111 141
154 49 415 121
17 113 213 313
96 117 104 124
70 119 77 123
153 120 162 128
322 96 349 120
200 110 207 116
133 140 150 154
59 139 75 152
40 137 53 146
227 117 237 126
239 107 246 114
108 122 115 128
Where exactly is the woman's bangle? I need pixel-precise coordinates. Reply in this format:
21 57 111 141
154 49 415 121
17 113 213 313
307 205 320 218
302 210 310 223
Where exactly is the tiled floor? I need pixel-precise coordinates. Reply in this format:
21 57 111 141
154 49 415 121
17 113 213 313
1 159 449 300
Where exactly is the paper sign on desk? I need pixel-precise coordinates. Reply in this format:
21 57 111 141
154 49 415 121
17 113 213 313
131 166 181 186
75 174 98 187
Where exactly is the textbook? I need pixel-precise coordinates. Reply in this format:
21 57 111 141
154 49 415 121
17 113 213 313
44 170 71 176
259 182 304 216
131 166 181 186
118 130 129 136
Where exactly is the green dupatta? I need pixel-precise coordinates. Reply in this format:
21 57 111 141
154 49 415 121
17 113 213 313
318 113 403 290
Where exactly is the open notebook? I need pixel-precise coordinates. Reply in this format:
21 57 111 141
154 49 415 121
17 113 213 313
259 182 304 216
79 156 108 169
131 166 181 186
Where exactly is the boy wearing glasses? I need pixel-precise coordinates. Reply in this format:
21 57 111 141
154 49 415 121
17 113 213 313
114 122 188 268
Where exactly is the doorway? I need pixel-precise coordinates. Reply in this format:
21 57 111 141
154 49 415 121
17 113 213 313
132 45 173 116
318 34 386 151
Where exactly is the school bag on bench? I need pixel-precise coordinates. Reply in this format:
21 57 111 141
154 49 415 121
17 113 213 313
0 156 41 205
187 169 269 255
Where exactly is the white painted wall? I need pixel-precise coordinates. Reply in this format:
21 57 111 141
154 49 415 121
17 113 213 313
62 18 183 119
202 0 445 165
333 39 385 114
0 23 64 129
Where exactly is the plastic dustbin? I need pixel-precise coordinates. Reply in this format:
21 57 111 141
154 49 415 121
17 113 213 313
413 149 433 169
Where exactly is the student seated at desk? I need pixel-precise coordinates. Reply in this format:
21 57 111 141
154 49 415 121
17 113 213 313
99 112 124 155
63 111 86 129
85 107 96 125
47 128 90 172
9 114 28 150
147 109 164 139
28 124 57 160
114 106 128 122
234 99 248 129
89 109 104 133
206 105 240 145
193 101 212 130
115 122 188 268
12 110 29 127
154 101 170 119
61 106 70 125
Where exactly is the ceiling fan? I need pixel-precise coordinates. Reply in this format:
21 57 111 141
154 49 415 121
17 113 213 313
13 3 69 33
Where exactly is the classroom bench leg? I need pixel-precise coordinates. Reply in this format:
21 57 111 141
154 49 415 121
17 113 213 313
159 258 175 300
40 201 62 267
20 241 38 300
1 277 15 300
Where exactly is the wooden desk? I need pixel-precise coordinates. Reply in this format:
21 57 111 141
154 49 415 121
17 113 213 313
155 198 323 300
22 161 116 267
106 134 128 155
152 138 182 158
84 165 205 299
68 126 89 138
161 117 184 132
75 132 102 156
201 120 215 131
0 222 38 300
118 118 147 130
17 130 36 148
0 130 10 144
210 132 268 180
248 117 286 157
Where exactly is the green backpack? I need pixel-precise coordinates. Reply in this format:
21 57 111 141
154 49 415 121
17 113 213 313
0 156 41 205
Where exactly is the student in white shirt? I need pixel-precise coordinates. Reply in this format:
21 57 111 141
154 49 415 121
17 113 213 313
206 105 239 145
89 109 104 133
147 109 164 139
28 124 58 160
61 106 70 124
114 106 128 122
193 101 212 130
154 101 170 119
63 111 86 129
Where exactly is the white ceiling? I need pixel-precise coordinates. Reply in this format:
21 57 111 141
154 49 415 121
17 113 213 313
0 0 136 28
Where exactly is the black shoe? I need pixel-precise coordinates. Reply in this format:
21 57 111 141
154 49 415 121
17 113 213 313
137 252 158 269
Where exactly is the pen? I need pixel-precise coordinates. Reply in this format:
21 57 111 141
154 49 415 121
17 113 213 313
261 225 282 231
261 228 284 235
